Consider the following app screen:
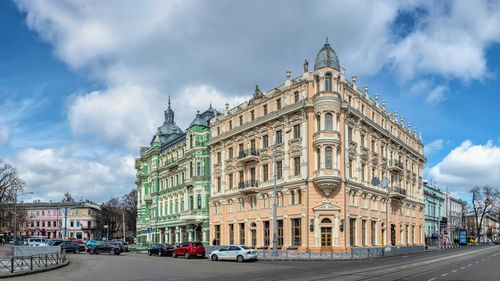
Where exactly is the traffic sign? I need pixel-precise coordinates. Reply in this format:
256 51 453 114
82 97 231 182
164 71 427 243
147 227 153 233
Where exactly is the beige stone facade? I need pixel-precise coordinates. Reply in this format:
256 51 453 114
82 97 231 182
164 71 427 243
208 42 426 250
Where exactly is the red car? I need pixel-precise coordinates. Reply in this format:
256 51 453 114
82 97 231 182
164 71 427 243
494 239 500 245
172 242 205 259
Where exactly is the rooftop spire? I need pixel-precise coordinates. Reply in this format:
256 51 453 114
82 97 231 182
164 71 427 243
325 36 329 45
164 96 175 124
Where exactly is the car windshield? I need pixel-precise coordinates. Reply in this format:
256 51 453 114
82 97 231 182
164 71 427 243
192 243 203 247
240 246 251 249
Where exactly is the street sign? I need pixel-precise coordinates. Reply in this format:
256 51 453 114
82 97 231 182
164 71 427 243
147 227 153 233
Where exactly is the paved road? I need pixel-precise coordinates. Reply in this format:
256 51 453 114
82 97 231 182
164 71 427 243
11 245 499 281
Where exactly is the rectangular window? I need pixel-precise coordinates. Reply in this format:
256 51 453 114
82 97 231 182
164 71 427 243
229 121 232 130
348 127 353 141
214 225 220 245
239 171 244 188
275 130 282 144
361 164 365 182
228 174 233 189
293 124 301 138
277 220 284 247
239 223 245 245
217 152 221 163
229 224 234 245
263 135 269 148
263 164 269 182
239 115 243 126
276 98 281 110
276 161 283 179
291 218 301 246
350 218 356 246
362 219 367 246
228 147 233 159
293 157 300 176
217 177 221 192
250 110 255 121
371 140 376 152
263 104 268 115
263 221 270 247
294 91 299 103
360 134 365 147
250 167 256 184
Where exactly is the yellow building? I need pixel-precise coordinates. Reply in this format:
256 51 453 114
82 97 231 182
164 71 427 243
208 40 426 251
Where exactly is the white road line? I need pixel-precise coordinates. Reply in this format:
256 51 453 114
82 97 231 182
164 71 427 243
460 267 466 269
475 261 480 263
452 270 458 272
468 264 472 267
493 252 499 257
441 273 448 276
428 278 436 281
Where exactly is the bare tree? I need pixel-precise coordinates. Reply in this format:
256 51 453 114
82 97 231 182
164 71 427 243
120 189 137 237
470 186 499 242
0 159 25 235
62 192 75 202
96 198 122 240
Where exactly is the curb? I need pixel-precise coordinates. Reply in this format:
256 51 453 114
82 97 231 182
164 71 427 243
0 260 69 279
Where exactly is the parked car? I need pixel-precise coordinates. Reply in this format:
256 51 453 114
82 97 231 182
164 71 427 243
210 245 257 262
26 238 44 246
148 244 174 257
172 242 205 259
494 239 500 245
86 240 100 247
87 242 122 255
60 242 85 254
49 240 65 246
69 239 84 244
111 240 129 252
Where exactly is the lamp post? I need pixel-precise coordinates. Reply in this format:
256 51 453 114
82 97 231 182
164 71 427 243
13 191 34 245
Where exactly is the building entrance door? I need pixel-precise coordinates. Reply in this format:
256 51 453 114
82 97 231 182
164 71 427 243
321 227 332 248
195 225 202 242
170 228 176 245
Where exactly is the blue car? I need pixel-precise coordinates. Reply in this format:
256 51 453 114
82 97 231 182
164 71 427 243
86 240 100 247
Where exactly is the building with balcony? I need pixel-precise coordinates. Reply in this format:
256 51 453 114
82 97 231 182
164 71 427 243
424 182 444 246
207 40 426 250
444 192 465 244
136 99 219 245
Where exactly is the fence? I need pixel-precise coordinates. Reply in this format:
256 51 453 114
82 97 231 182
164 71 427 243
12 246 61 257
0 251 66 274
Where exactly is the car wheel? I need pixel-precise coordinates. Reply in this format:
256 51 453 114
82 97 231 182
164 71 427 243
110 249 115 255
158 251 162 257
185 252 190 259
75 249 80 254
237 255 244 263
89 249 95 255
148 251 152 256
173 252 177 258
211 254 218 261
115 251 121 255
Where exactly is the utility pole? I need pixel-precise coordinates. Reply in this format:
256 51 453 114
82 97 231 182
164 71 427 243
122 211 126 243
272 144 278 256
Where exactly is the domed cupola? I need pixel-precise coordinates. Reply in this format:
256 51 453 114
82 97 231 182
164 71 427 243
314 37 340 71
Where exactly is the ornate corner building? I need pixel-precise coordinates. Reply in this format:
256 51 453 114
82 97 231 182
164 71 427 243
207 40 426 250
136 99 219 245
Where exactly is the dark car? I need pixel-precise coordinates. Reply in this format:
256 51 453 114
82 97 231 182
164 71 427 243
494 239 500 245
111 240 129 252
173 242 205 259
47 239 64 246
87 242 122 255
148 244 174 257
60 242 85 254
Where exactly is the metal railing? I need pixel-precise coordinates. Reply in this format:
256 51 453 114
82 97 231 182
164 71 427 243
389 160 404 169
238 180 259 189
0 251 66 274
238 149 259 159
391 187 407 195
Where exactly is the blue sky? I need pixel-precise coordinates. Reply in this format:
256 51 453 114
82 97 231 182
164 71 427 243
1 0 499 203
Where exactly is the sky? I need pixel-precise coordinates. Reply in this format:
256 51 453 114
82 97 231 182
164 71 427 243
1 0 499 203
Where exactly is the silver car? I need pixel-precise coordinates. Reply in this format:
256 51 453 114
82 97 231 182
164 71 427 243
210 245 257 262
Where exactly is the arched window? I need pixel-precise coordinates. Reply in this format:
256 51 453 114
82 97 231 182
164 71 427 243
321 218 332 224
325 146 333 169
325 74 332 91
325 113 333 130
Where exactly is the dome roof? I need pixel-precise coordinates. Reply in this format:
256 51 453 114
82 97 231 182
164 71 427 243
314 38 340 71
189 104 220 128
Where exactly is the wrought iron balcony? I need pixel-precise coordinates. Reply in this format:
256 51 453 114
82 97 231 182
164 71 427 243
238 149 259 163
388 160 404 172
389 186 407 199
238 180 259 194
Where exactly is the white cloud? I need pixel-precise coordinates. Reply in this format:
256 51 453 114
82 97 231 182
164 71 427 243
0 124 10 146
12 146 135 202
425 85 448 105
424 139 444 155
428 140 500 195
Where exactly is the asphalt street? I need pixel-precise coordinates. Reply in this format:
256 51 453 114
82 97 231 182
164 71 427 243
10 245 499 281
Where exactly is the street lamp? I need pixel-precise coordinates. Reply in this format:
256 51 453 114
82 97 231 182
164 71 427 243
13 191 34 245
256 128 290 257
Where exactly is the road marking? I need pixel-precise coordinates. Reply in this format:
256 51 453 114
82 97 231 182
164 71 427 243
482 258 485 261
452 270 457 272
468 264 472 267
441 273 448 276
493 252 499 257
428 278 436 281
475 261 479 263
460 267 466 269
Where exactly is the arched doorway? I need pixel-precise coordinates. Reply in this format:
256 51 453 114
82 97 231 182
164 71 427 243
250 223 257 247
320 218 333 248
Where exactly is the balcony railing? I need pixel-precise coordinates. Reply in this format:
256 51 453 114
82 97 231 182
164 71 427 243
238 180 259 194
238 149 259 163
388 160 404 171
389 187 407 199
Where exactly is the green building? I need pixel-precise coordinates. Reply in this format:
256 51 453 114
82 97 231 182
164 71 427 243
424 181 445 246
136 99 218 246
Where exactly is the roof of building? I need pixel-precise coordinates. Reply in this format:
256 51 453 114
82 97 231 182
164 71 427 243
152 97 183 146
189 104 220 128
314 38 340 71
